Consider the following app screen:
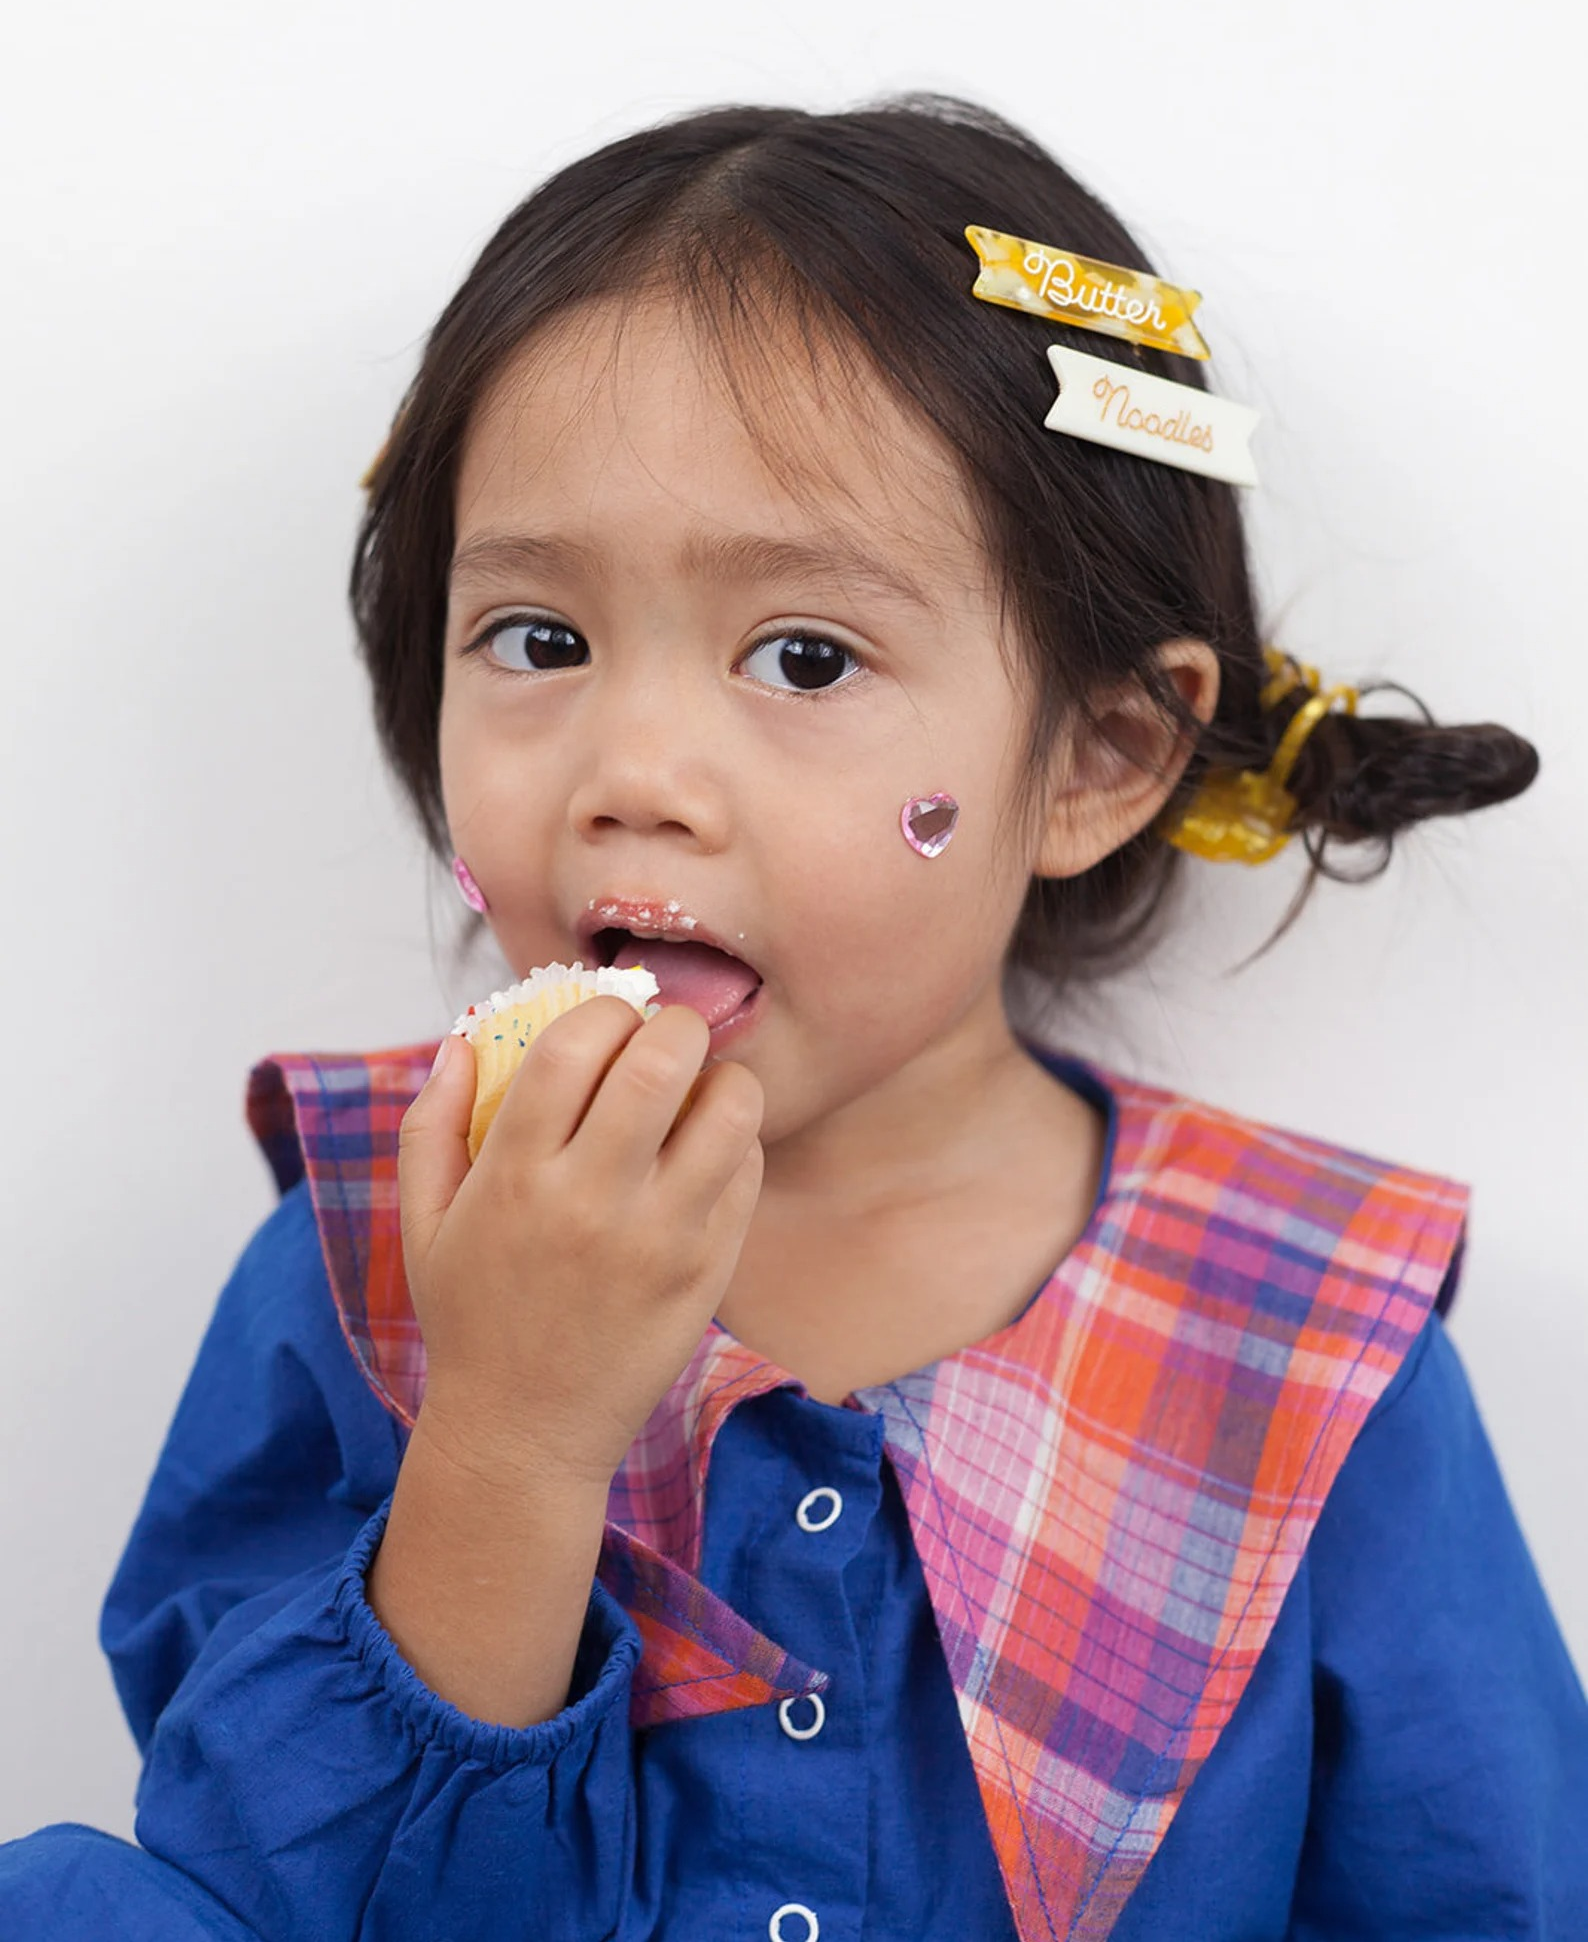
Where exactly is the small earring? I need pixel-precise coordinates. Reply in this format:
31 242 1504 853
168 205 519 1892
451 854 489 913
901 793 960 858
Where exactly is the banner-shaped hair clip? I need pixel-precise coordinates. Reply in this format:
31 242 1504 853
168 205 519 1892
965 226 1210 361
1044 346 1260 488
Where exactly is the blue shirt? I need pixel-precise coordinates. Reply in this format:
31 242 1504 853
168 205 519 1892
2 1073 1586 1938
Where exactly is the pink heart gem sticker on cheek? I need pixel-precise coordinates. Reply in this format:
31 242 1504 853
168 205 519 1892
901 793 960 858
451 854 490 913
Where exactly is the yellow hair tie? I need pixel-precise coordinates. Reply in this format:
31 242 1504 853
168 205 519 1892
1162 648 1359 865
1258 647 1321 712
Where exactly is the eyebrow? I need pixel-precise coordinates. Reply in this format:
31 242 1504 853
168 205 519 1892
447 527 933 611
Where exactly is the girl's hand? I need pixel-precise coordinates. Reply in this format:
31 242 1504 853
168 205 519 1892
396 997 765 1491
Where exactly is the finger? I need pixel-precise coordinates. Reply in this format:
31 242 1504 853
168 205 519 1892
486 995 648 1162
568 1004 711 1187
699 1131 767 1276
655 1059 766 1222
398 1033 478 1267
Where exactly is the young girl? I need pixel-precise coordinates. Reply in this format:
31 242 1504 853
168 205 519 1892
3 94 1584 1942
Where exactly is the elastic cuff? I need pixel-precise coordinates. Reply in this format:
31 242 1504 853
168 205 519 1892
333 1496 640 1771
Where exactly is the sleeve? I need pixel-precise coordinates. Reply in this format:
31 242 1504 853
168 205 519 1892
99 1176 408 1747
0 1180 644 1942
1290 1306 1588 1939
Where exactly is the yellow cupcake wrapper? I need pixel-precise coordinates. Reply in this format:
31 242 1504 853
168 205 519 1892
456 962 662 1161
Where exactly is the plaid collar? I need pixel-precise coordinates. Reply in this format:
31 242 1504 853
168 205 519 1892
247 1039 1466 1942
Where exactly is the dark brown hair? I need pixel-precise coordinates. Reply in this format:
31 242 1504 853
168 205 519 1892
350 93 1537 993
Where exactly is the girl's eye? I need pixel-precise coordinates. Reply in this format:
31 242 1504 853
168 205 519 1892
464 617 861 694
739 631 862 695
470 616 589 673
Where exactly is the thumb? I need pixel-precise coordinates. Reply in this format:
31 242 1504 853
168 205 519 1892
398 1034 477 1265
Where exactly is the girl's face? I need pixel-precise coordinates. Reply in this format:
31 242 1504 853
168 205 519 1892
439 292 1172 1171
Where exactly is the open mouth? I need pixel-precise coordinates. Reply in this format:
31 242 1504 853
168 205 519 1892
592 926 763 1033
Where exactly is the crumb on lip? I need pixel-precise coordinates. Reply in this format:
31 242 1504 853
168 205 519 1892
586 897 700 935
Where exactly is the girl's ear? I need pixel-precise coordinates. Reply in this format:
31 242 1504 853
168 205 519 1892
1032 637 1221 880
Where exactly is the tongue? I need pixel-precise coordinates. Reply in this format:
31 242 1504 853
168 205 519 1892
612 936 761 1028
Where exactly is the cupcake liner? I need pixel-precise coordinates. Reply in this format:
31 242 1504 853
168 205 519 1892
452 961 662 1161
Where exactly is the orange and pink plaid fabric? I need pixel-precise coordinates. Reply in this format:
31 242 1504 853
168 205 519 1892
246 1042 1467 1941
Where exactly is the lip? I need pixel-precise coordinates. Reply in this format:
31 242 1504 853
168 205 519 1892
576 894 761 980
706 977 764 1056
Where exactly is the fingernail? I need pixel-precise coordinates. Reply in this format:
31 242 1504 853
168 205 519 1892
430 1037 452 1080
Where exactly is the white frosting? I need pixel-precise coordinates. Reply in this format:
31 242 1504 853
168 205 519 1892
449 960 662 1038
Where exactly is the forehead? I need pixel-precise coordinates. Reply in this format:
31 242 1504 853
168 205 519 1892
452 290 987 575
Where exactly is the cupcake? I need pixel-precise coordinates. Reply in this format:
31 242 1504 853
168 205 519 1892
450 961 662 1161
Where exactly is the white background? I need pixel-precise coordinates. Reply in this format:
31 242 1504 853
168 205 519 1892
3 0 1584 1845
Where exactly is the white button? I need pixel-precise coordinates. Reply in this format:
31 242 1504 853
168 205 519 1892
777 1691 826 1742
769 1904 819 1942
795 1486 843 1533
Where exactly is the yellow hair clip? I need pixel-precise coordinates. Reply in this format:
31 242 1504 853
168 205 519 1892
358 431 392 495
1162 648 1358 865
359 398 414 497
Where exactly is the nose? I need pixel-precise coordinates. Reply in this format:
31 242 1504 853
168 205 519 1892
563 663 729 852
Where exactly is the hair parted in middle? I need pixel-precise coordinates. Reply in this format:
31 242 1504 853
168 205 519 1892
351 92 1538 998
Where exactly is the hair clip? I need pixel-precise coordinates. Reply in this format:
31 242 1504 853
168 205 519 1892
965 227 1210 360
965 225 1260 486
1161 649 1359 865
359 397 414 497
358 435 391 495
1042 345 1259 487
